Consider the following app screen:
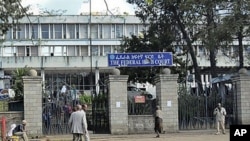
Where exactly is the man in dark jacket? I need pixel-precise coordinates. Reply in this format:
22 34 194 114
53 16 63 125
13 120 29 141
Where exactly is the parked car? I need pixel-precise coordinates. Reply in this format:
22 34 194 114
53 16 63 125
127 84 156 102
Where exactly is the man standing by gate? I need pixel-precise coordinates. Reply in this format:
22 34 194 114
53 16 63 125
213 103 227 135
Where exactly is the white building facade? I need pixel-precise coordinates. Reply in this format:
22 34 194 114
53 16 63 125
0 15 250 95
0 15 148 94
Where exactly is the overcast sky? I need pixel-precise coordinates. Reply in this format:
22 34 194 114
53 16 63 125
21 0 136 15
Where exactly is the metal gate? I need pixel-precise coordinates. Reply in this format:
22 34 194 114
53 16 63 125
178 81 235 130
42 80 77 135
42 78 110 135
91 79 110 134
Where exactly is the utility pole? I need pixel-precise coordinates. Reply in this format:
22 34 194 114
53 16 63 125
89 0 93 95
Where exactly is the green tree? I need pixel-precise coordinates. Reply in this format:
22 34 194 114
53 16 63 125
0 0 29 36
221 0 250 69
186 0 233 78
126 0 239 90
11 66 31 100
125 0 202 87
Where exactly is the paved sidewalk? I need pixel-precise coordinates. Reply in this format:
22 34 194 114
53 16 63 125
36 129 229 141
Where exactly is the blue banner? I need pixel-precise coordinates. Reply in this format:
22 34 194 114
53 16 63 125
108 52 173 67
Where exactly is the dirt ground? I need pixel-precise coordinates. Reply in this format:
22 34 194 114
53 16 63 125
91 132 228 141
43 129 229 141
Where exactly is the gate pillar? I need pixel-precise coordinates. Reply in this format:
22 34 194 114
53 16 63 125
107 73 129 134
231 68 250 124
22 69 43 136
154 68 179 132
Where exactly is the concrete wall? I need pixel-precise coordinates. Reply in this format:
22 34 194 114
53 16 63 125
108 75 129 134
128 115 154 134
22 76 43 136
155 73 179 133
108 71 179 134
231 69 250 124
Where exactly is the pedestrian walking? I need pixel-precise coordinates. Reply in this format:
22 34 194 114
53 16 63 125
154 105 163 138
213 103 227 135
68 104 88 141
82 104 90 141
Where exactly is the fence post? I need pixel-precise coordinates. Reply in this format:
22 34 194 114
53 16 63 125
1 116 6 141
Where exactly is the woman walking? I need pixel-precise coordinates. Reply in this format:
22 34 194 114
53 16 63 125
154 105 163 138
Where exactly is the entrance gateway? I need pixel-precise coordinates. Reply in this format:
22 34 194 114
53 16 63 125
41 52 173 135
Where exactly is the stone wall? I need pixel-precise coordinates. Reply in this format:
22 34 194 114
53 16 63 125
128 115 154 134
22 76 43 136
231 69 250 124
108 75 129 134
155 73 179 132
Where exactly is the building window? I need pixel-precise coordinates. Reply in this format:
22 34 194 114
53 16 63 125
25 24 30 39
111 24 115 38
17 46 25 56
63 24 66 39
41 46 50 56
134 24 139 36
3 47 16 56
68 46 76 56
26 47 30 56
91 46 99 56
31 46 39 56
81 46 88 56
116 24 123 38
6 29 12 40
79 24 88 39
103 24 111 39
54 24 62 39
41 24 49 39
67 24 75 39
99 24 103 38
103 45 111 56
126 24 134 36
54 46 63 56
12 27 17 39
76 24 79 39
50 24 54 39
12 25 25 39
245 46 250 55
31 25 38 39
91 24 98 38
18 25 25 39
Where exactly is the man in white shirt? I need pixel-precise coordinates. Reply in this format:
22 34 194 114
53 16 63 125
213 103 227 135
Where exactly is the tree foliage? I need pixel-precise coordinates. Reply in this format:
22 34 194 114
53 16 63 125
220 0 250 68
11 66 31 100
124 0 250 90
123 0 203 85
0 0 29 36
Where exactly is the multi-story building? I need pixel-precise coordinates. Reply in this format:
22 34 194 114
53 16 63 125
0 15 250 96
0 15 148 95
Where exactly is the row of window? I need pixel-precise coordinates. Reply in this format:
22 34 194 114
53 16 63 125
175 45 250 57
4 45 250 57
5 23 147 40
2 45 118 57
